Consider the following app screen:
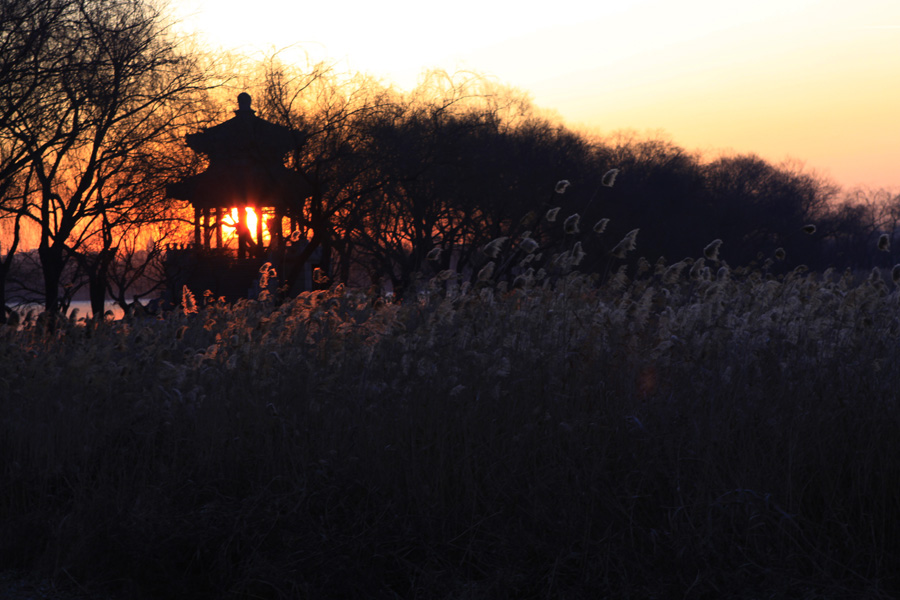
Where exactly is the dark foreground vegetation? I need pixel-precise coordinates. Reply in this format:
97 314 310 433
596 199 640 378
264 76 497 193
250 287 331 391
3 253 900 598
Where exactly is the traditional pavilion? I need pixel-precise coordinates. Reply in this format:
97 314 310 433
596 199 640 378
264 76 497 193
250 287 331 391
167 93 312 260
164 93 318 300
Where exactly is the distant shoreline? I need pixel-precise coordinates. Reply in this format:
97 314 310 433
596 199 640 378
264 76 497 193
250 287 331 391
11 299 127 320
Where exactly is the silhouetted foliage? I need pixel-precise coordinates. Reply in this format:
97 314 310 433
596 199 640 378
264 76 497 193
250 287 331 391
348 74 598 292
254 68 859 293
2 36 895 312
0 0 212 318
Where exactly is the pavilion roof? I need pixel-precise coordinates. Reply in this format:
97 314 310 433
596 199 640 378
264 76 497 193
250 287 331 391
167 93 312 209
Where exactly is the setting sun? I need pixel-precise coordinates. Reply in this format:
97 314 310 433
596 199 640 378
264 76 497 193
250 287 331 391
222 207 266 244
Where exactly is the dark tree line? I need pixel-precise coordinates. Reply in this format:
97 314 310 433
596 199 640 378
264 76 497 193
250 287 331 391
256 66 886 294
2 0 899 317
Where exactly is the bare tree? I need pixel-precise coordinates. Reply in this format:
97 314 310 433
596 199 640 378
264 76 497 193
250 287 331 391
341 71 596 292
0 0 74 321
0 0 212 317
258 56 396 291
104 202 193 312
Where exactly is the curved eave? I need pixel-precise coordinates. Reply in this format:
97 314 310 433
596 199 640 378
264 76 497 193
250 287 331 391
185 112 297 159
166 165 313 210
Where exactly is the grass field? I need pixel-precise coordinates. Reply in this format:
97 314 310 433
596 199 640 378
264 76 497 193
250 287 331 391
2 255 900 599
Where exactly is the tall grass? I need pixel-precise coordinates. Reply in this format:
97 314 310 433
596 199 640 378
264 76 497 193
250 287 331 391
2 255 900 598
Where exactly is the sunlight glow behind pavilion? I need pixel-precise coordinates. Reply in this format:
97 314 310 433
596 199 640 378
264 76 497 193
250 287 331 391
222 207 268 246
173 0 900 190
163 93 323 300
166 92 311 260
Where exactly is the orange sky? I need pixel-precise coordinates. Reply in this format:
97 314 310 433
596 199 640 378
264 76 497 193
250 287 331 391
173 0 900 191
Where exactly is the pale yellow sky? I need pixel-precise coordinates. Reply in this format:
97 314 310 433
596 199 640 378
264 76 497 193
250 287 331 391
173 0 900 190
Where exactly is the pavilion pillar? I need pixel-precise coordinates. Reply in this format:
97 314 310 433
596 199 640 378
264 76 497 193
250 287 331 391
202 208 210 249
273 208 284 241
238 207 247 260
256 208 264 257
193 207 201 248
215 207 223 249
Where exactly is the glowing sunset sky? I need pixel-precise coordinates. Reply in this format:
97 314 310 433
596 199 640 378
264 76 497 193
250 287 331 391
173 0 900 190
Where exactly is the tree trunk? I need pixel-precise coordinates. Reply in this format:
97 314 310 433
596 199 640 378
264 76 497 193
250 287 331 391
88 249 115 319
89 277 105 319
0 277 7 325
284 233 323 294
0 250 11 324
39 244 64 315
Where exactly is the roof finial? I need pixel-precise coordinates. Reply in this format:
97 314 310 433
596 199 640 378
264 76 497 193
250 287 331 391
236 92 254 115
